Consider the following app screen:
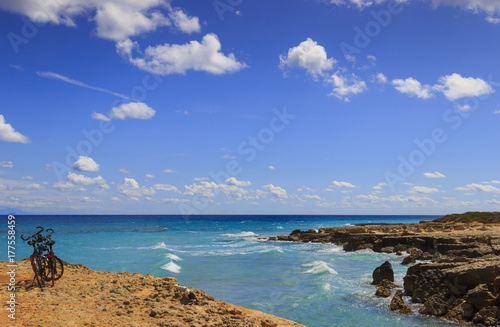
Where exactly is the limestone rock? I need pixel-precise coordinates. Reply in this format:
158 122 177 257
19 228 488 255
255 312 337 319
375 286 391 298
445 299 476 322
389 290 405 311
419 294 449 316
472 306 500 326
465 284 498 311
372 261 394 285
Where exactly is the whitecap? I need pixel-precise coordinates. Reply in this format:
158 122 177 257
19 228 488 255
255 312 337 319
303 261 338 275
138 242 170 250
317 246 343 254
222 231 257 238
166 253 182 261
323 283 331 291
161 261 181 273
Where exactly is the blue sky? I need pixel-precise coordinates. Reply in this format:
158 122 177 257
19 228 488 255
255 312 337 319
1 0 500 215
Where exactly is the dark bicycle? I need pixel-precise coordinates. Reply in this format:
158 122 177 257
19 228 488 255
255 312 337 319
41 228 64 286
21 226 46 289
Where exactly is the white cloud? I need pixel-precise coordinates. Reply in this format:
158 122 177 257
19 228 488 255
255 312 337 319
93 102 155 121
327 72 367 101
431 0 500 16
0 115 30 144
485 199 500 205
260 184 288 199
0 1 201 41
0 161 14 168
373 182 387 190
94 1 170 41
409 186 440 194
21 176 33 180
118 177 156 197
375 73 387 84
53 182 87 192
436 74 494 101
145 174 155 179
37 71 133 100
67 172 107 186
184 180 249 201
153 184 180 192
279 38 336 78
117 33 247 75
424 171 446 178
303 194 322 200
268 165 276 170
226 177 251 187
163 169 177 174
456 183 500 193
119 168 131 173
392 77 433 99
494 110 500 114
73 156 100 172
486 16 500 24
329 181 357 188
167 5 200 34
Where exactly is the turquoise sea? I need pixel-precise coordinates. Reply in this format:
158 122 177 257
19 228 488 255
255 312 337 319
5 215 458 327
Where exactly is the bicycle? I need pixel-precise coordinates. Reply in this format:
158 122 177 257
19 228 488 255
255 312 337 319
41 229 64 286
21 226 46 289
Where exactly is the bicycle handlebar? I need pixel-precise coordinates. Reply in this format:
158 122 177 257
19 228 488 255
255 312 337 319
21 234 29 241
35 226 44 234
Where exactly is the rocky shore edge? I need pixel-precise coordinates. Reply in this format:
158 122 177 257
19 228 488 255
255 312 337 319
269 213 500 326
0 258 305 327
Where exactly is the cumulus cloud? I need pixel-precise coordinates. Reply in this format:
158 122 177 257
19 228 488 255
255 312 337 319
424 171 446 178
118 177 156 197
279 38 336 78
226 177 251 187
0 161 14 168
392 77 434 99
0 115 30 144
327 72 367 101
0 0 200 41
375 73 388 84
260 184 288 199
393 74 494 101
116 33 247 75
184 180 249 201
93 102 155 121
67 172 107 186
435 73 494 101
167 5 200 34
409 186 440 194
456 183 500 193
329 181 357 189
153 183 180 192
73 156 100 172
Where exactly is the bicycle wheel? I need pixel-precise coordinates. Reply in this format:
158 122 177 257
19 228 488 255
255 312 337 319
32 257 44 288
52 257 64 280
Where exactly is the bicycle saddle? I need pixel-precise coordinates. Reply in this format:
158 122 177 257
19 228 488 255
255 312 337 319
47 240 55 246
39 245 48 251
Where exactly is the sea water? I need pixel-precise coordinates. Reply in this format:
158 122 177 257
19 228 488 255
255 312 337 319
6 215 459 327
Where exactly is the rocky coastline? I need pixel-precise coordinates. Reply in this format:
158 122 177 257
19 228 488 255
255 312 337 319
269 212 500 326
0 258 304 327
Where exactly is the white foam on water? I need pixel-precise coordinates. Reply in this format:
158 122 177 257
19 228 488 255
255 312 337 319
166 253 182 261
303 260 338 275
138 242 170 250
323 283 332 291
317 245 343 254
222 231 258 238
161 261 181 273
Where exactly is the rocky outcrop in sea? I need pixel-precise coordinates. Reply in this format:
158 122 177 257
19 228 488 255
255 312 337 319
269 217 500 325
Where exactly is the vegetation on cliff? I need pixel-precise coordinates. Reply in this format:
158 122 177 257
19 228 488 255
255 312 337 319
433 211 500 224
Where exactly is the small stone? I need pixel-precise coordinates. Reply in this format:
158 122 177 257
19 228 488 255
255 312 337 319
375 286 392 298
372 261 394 285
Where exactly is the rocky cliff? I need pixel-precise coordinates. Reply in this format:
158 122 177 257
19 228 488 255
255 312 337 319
0 259 305 327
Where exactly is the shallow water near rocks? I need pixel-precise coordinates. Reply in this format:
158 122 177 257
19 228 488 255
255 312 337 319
8 215 461 327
